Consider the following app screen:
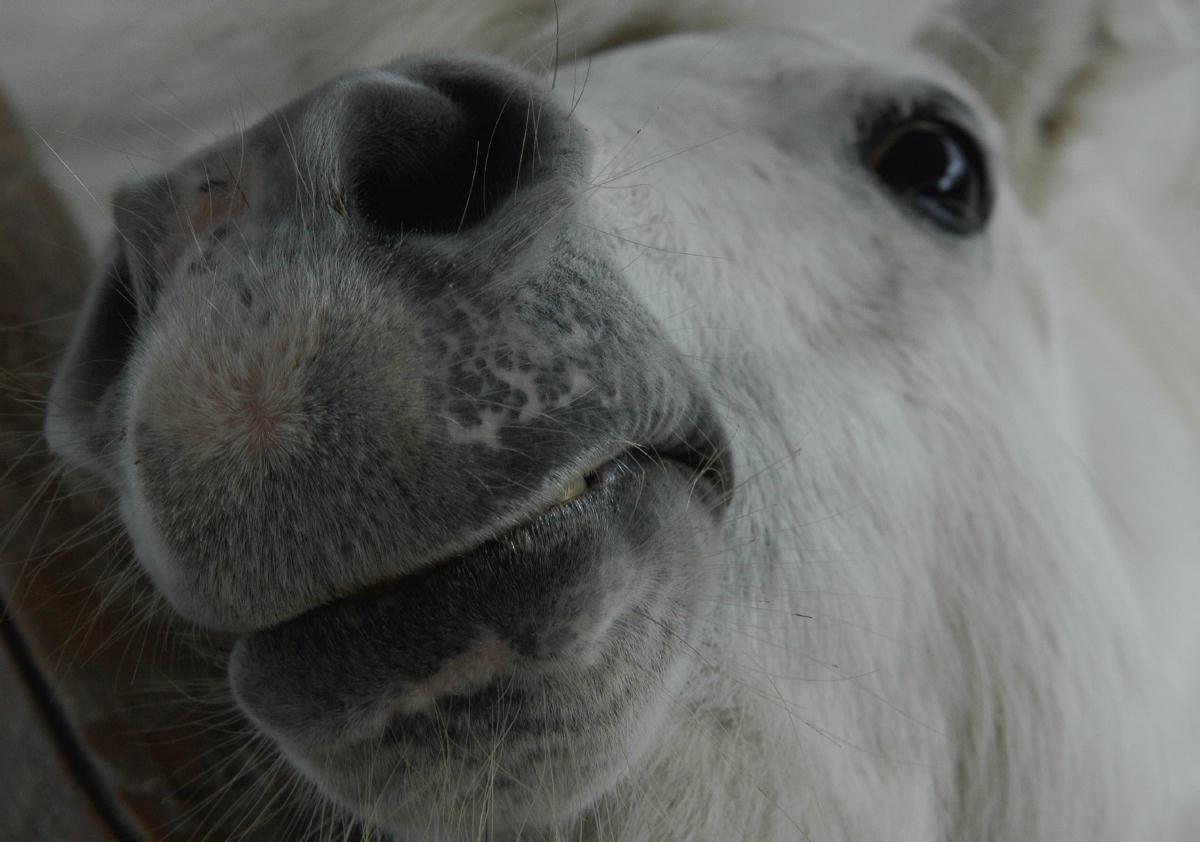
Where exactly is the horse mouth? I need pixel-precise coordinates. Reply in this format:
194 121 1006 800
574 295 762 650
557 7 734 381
229 419 730 757
274 428 732 625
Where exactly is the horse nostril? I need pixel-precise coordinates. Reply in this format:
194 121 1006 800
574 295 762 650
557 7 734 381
341 66 544 236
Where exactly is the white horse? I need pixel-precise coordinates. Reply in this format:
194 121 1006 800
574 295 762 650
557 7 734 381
4 0 1199 839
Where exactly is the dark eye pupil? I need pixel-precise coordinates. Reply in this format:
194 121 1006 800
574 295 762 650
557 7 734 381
867 118 991 235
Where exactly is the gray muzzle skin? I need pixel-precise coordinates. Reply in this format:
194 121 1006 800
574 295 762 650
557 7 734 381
46 54 731 835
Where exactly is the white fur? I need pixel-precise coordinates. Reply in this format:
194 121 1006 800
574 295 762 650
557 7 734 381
6 1 1199 839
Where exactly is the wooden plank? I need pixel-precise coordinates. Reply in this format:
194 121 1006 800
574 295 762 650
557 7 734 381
0 610 121 842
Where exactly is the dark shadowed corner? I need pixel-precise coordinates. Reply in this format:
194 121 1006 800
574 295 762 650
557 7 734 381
0 86 321 842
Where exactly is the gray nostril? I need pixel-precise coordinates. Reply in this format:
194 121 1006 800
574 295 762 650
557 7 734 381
342 67 544 236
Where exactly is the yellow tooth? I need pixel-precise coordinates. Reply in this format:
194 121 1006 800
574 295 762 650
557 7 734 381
555 473 589 505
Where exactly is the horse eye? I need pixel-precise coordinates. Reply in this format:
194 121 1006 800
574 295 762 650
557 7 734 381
864 117 993 235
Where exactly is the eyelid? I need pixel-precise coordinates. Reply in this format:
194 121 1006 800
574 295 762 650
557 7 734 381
864 118 958 170
912 88 986 134
855 82 992 156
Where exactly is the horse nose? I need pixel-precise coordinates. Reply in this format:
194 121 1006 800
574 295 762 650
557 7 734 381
334 61 558 236
58 56 593 634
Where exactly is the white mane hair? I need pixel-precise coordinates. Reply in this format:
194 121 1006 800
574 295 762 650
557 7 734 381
3 0 1198 839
